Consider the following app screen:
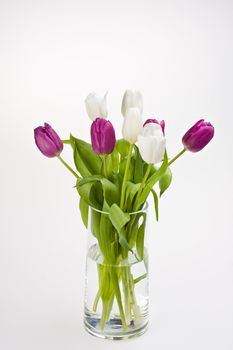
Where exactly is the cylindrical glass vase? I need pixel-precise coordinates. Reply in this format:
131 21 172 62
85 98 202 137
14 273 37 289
84 204 149 340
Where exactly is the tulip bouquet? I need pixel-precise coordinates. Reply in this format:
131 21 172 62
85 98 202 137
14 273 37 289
34 90 214 337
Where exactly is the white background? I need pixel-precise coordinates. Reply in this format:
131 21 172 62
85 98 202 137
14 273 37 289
0 0 232 349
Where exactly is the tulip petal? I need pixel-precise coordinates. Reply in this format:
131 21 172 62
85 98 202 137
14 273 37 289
44 123 63 152
137 135 153 164
182 119 214 152
85 92 108 121
101 120 116 154
121 90 143 117
122 108 143 144
99 92 108 119
34 123 63 158
91 118 116 154
137 122 166 164
142 123 162 137
143 118 165 135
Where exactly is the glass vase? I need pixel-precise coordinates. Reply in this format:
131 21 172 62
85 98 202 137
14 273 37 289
83 204 149 340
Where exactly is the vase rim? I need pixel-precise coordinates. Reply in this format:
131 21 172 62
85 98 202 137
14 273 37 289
89 201 149 215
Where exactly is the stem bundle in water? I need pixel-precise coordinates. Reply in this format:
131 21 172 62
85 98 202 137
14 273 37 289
92 253 143 330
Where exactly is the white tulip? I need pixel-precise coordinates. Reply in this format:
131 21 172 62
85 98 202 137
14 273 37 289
85 92 108 121
122 107 143 144
121 90 143 117
137 123 166 164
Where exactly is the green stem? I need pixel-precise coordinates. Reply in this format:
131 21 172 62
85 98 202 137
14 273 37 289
122 266 132 325
134 273 147 285
129 272 141 320
139 164 152 194
93 289 101 312
57 155 79 178
99 302 109 330
168 148 186 167
121 265 141 323
120 143 133 209
62 139 71 144
103 155 108 178
105 291 115 321
99 292 115 329
111 267 127 330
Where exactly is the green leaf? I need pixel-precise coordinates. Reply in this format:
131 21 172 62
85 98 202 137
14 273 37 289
109 204 130 232
99 200 120 264
109 204 132 251
136 214 146 260
119 157 126 177
70 135 102 177
111 146 119 173
148 165 158 177
76 175 103 189
112 173 122 190
119 157 134 182
128 213 142 248
99 201 114 262
76 179 102 209
125 181 141 211
159 167 172 196
133 145 145 183
90 207 101 239
151 189 159 221
116 139 130 157
137 151 168 207
99 178 119 206
79 198 89 228
146 151 168 189
77 175 119 207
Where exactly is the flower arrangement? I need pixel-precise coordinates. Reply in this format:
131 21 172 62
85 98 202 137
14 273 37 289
34 90 214 339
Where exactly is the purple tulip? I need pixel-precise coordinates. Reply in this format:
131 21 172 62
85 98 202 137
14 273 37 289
91 118 116 154
182 119 214 152
143 118 165 135
34 123 63 157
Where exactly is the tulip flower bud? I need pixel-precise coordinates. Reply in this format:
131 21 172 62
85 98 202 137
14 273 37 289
91 118 116 154
122 107 143 144
138 123 166 164
121 90 143 117
34 123 63 158
144 118 165 135
85 92 108 121
182 119 214 152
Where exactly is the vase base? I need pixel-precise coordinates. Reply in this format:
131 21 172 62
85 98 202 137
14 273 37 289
84 315 148 340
